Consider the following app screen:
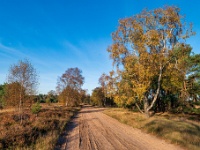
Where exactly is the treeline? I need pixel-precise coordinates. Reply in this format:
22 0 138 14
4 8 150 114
90 6 200 117
0 60 89 119
0 86 58 108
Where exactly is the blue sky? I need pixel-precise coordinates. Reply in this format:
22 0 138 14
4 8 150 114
0 0 200 94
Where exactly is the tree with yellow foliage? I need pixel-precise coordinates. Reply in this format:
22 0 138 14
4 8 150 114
108 6 195 117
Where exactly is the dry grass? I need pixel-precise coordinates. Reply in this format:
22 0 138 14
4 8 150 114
0 107 15 114
0 103 80 150
104 108 200 150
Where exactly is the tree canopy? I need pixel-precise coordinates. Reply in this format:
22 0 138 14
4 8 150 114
107 6 199 116
57 67 84 106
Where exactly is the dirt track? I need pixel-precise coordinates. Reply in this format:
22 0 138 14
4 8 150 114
58 106 183 150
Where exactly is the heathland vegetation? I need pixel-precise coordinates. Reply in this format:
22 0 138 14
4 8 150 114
0 5 200 150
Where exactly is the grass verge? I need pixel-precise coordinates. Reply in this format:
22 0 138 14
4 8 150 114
104 108 200 150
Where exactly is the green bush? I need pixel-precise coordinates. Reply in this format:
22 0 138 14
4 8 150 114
31 102 42 115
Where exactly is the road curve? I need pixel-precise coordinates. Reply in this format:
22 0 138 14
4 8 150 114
57 106 183 150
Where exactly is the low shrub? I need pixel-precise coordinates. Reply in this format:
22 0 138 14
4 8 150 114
31 102 42 115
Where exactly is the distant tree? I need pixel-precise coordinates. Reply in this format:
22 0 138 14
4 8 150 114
99 73 115 106
0 84 6 109
183 53 200 103
7 59 38 123
36 94 47 103
99 73 108 106
4 82 25 107
91 87 105 106
84 94 91 104
79 89 88 104
77 89 90 104
46 90 57 103
56 67 84 106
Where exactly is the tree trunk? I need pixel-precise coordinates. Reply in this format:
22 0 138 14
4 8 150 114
143 96 150 117
104 98 106 107
147 65 163 112
66 101 68 106
135 102 144 114
19 85 23 125
183 80 188 103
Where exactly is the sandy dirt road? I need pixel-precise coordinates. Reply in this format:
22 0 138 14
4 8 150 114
57 106 183 150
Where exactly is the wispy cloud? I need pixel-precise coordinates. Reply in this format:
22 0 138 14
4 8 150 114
0 43 27 58
61 39 112 66
63 41 82 56
0 39 113 94
0 43 53 68
62 40 91 65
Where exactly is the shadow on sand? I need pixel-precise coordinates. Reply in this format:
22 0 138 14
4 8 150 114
54 105 103 150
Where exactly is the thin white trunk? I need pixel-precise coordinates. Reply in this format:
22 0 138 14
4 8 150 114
135 102 144 114
147 64 163 112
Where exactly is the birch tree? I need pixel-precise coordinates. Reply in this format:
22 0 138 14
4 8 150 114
108 6 195 117
57 67 84 106
7 59 38 123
